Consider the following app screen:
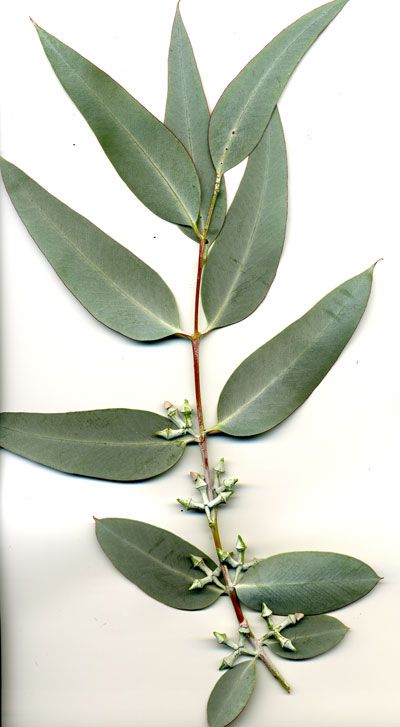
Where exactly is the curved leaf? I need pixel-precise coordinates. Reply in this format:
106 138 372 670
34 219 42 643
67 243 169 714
207 660 256 727
266 615 348 660
209 0 349 174
33 22 200 226
217 267 374 436
236 551 380 615
95 518 221 610
0 410 188 481
0 157 181 341
202 108 287 330
165 6 226 241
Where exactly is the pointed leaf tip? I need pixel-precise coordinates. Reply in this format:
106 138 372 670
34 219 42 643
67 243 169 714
217 267 374 436
209 0 351 174
1 159 181 341
34 24 200 226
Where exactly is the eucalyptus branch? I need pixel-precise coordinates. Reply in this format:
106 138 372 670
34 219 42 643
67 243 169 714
191 187 291 691
0 2 382 726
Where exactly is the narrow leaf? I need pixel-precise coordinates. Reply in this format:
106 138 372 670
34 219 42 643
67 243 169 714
165 6 226 241
207 660 256 727
217 267 375 437
209 0 349 174
0 158 181 341
33 22 200 226
236 551 380 614
95 518 221 610
0 410 188 481
202 108 287 330
266 615 348 660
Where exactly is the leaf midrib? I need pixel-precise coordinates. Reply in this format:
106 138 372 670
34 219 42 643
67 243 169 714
0 424 175 448
44 33 196 226
217 10 328 169
207 131 272 330
212 661 255 725
238 575 376 590
99 522 214 584
218 294 353 429
19 184 179 334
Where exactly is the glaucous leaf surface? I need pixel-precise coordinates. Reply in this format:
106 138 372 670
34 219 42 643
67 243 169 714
217 267 374 436
0 158 181 341
209 0 349 174
207 660 256 727
0 410 187 481
33 23 200 226
165 6 226 242
202 109 287 330
95 518 221 610
266 615 348 660
236 551 380 614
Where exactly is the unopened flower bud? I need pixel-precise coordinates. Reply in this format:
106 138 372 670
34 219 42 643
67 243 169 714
222 477 238 491
213 631 227 644
235 534 247 553
156 427 186 440
216 548 231 562
261 603 273 619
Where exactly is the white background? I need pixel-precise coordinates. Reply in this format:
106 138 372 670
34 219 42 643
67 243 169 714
1 1 400 725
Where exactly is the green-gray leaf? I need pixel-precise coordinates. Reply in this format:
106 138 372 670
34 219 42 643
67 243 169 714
33 22 200 226
209 0 349 174
202 108 287 330
236 552 380 615
0 157 181 341
207 660 256 727
266 615 348 660
95 518 221 610
217 267 374 436
0 410 188 481
165 6 226 242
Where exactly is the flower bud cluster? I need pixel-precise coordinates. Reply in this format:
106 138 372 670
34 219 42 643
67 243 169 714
213 628 257 670
155 400 195 439
187 554 225 592
260 602 304 652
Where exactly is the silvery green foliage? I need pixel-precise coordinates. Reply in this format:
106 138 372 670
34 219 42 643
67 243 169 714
0 3 380 726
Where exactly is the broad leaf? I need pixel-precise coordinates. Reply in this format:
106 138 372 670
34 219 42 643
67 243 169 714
33 23 200 227
236 551 380 614
165 6 226 241
0 158 181 341
207 660 256 727
209 0 349 174
0 410 188 481
202 108 287 330
95 518 221 610
217 267 374 436
266 615 348 660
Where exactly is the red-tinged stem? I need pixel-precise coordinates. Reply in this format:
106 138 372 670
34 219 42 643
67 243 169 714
189 183 290 695
191 236 248 623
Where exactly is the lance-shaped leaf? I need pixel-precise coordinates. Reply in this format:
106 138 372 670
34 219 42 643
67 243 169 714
33 22 200 227
95 518 222 610
165 6 226 242
266 615 348 660
217 267 374 437
209 0 348 174
202 108 287 331
207 660 257 727
236 552 380 615
0 410 188 481
0 158 181 341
